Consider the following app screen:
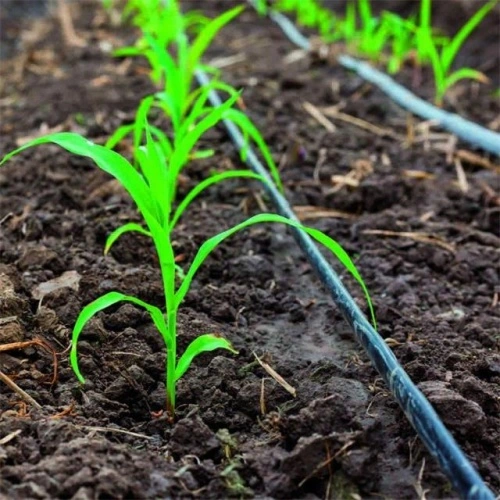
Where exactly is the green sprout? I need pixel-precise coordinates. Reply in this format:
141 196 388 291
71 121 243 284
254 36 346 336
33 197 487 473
415 0 496 104
1 130 376 421
382 12 416 74
254 0 268 16
109 4 283 193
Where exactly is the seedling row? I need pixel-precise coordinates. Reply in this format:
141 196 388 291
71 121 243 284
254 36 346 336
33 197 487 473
0 0 498 498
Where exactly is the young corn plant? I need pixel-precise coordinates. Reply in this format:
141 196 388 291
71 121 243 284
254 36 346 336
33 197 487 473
114 1 232 85
354 0 390 60
1 131 376 421
106 74 283 197
382 12 416 74
109 5 283 193
415 0 497 104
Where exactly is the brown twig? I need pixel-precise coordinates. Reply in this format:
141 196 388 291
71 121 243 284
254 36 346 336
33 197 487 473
253 352 296 397
74 424 154 440
321 106 400 139
299 439 355 487
49 401 77 419
0 337 58 385
0 369 43 410
362 229 456 253
455 149 500 174
294 205 357 221
303 102 336 133
0 429 22 445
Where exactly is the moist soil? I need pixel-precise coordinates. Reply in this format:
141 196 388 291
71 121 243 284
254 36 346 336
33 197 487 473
0 2 499 499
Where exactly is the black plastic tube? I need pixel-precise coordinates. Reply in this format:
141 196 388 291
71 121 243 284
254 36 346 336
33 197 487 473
268 9 500 157
195 64 495 500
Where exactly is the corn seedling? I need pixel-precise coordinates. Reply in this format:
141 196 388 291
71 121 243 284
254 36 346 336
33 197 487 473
1 131 376 420
354 0 387 59
415 0 497 104
382 12 416 74
254 0 268 16
109 3 283 193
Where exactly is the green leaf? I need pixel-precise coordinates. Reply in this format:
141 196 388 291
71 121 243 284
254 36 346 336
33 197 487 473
442 0 497 71
223 108 284 193
444 68 489 90
175 213 376 328
106 124 135 150
178 80 241 139
104 223 151 255
133 96 156 157
190 149 215 160
254 0 268 15
188 6 244 76
170 170 269 230
0 134 156 223
169 92 241 189
113 46 142 58
135 123 171 226
70 292 168 383
175 333 238 382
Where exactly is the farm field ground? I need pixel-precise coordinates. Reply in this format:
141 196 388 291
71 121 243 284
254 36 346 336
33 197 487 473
0 1 498 498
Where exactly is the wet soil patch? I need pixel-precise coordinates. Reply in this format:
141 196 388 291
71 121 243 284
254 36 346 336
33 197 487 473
0 2 499 498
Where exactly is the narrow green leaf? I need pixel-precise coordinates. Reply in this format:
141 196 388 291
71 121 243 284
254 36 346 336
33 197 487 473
0 134 156 222
170 170 270 230
169 92 241 187
106 124 135 150
70 292 168 383
444 68 489 90
188 6 244 76
175 214 376 328
175 333 238 382
104 223 151 255
223 108 284 193
133 96 156 157
190 149 215 160
442 0 497 71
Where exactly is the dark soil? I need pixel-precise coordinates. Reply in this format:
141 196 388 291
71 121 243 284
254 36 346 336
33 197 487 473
0 1 499 499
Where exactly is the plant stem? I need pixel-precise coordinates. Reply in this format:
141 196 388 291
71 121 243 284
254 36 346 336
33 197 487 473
166 309 177 422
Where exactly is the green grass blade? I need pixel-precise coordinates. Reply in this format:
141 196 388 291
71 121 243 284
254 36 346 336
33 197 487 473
133 96 156 157
170 170 269 230
175 214 376 328
113 46 142 58
190 149 214 160
135 125 171 227
223 109 284 193
170 92 241 184
146 34 185 125
188 6 244 76
441 0 497 71
444 68 489 90
71 292 168 383
178 80 241 140
184 11 210 32
106 124 135 150
419 0 431 30
175 333 238 382
150 125 173 159
358 0 374 36
254 0 268 15
344 2 357 41
104 223 151 255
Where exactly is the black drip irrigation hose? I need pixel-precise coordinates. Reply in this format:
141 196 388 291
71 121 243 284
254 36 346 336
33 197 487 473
195 64 495 500
267 9 500 157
